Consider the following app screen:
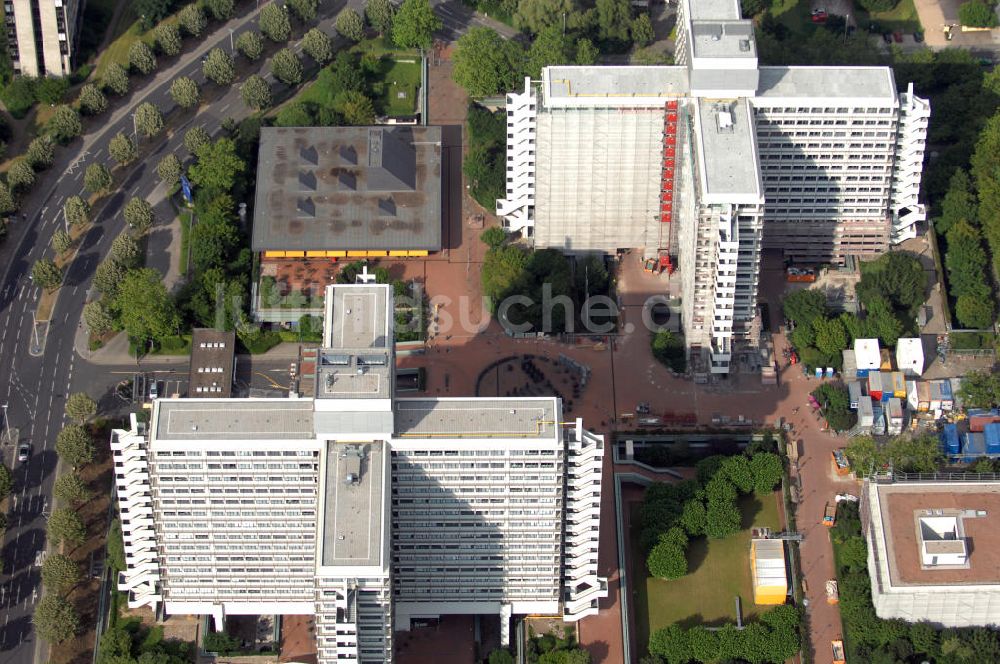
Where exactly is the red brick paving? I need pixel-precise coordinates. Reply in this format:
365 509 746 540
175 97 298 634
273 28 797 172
279 615 317 664
394 616 477 664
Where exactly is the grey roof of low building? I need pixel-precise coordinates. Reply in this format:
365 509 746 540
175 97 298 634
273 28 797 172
154 399 315 440
252 126 442 252
393 398 558 439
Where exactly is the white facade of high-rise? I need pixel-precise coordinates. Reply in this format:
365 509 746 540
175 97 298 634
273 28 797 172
4 0 82 77
496 0 928 373
113 284 606 663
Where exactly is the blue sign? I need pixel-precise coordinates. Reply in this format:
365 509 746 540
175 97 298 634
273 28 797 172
180 175 193 205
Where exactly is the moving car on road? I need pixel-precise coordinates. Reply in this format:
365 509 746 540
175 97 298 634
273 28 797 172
17 442 30 462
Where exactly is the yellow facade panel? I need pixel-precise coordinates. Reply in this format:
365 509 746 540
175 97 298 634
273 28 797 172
366 251 388 257
263 251 286 258
389 250 409 257
328 251 347 257
285 251 305 258
306 250 327 257
407 250 429 257
347 250 368 257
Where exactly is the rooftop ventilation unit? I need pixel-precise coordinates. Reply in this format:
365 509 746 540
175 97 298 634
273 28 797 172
717 110 734 132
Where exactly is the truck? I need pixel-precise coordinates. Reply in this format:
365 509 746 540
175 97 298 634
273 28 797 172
831 449 850 476
826 579 839 604
822 502 837 527
832 639 846 664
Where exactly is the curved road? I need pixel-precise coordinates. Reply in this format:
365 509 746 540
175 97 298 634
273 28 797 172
0 1 494 662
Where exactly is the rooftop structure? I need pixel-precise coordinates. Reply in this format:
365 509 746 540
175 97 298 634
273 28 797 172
895 337 924 376
321 442 386 568
188 329 236 397
252 126 442 254
152 399 315 440
751 538 787 605
865 479 1000 626
854 338 881 372
694 98 761 201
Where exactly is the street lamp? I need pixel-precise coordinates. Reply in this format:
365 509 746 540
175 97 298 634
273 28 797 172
131 111 138 140
229 28 235 53
1 402 10 443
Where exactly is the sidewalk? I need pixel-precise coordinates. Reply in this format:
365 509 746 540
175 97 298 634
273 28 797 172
73 326 303 365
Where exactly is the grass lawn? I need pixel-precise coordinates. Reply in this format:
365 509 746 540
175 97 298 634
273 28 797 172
857 0 922 33
178 209 192 275
771 0 815 36
632 492 783 652
378 58 421 116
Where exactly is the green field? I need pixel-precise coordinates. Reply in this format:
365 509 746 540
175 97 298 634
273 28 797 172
631 492 783 651
378 58 421 116
771 0 921 37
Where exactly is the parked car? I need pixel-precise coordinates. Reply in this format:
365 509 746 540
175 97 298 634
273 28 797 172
892 31 903 43
913 31 924 42
882 32 893 44
811 9 827 23
149 380 159 400
17 442 30 462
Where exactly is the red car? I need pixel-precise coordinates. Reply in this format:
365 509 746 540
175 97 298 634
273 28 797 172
811 9 828 23
892 31 903 42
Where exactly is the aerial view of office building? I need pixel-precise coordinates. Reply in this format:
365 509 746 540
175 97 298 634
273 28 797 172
863 479 1000 627
3 0 83 77
112 284 606 663
497 0 929 374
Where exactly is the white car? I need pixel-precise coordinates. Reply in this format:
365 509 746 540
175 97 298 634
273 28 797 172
149 380 159 400
17 442 30 462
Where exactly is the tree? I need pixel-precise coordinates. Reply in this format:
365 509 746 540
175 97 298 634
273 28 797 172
236 30 265 61
83 300 114 335
156 153 182 185
302 28 334 64
36 76 68 104
241 75 272 110
514 0 577 34
857 252 926 316
189 138 245 192
721 455 753 493
271 48 304 85
134 101 164 137
115 268 181 343
366 0 396 34
33 594 79 643
46 105 81 144
93 259 127 297
336 8 365 41
128 41 157 75
488 649 515 664
481 226 507 249
51 229 72 254
169 76 200 108
179 4 208 37
631 13 655 47
526 26 575 78
813 316 848 356
205 0 235 21
103 62 130 97
839 535 868 571
956 294 995 329
288 0 319 23
596 0 631 42
110 233 141 267
453 27 524 96
651 330 685 373
31 258 62 291
108 132 138 165
123 196 155 234
678 498 706 536
135 0 174 26
845 435 881 476
26 136 55 170
7 158 35 192
649 624 692 664
184 126 212 155
960 371 1000 408
813 383 856 432
65 392 97 423
334 90 375 125
63 196 90 226
107 519 126 573
0 182 13 216
203 47 235 86
884 434 944 473
937 168 977 235
0 464 12 499
687 626 719 663
54 472 91 506
959 1 998 28
42 552 82 594
392 0 441 49
77 83 108 116
259 3 292 42
750 452 783 494
704 479 741 539
47 507 86 547
575 38 599 65
783 288 827 325
647 539 687 579
154 23 183 57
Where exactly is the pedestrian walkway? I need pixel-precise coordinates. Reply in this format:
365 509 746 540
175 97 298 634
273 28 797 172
73 326 302 365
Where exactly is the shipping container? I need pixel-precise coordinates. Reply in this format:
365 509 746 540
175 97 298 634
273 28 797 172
868 371 883 402
969 409 1000 433
941 424 960 455
895 337 924 376
880 348 894 371
887 398 904 435
854 338 880 374
963 432 987 458
842 349 857 379
938 379 954 411
906 380 918 411
848 381 862 409
985 423 1000 455
917 382 931 412
951 377 965 409
891 372 907 398
858 396 874 428
929 381 943 411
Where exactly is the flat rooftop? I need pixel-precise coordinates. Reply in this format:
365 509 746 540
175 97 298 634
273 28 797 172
689 0 741 21
317 284 392 400
252 126 442 252
154 399 314 440
188 329 235 398
394 398 558 439
321 441 384 567
545 66 689 101
756 66 897 101
690 21 756 60
696 98 761 198
326 286 389 349
874 482 1000 586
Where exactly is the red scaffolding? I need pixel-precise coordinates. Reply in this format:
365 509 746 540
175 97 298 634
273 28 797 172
658 101 679 274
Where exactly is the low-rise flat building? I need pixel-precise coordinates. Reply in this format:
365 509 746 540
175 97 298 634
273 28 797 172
864 478 1000 627
188 329 236 397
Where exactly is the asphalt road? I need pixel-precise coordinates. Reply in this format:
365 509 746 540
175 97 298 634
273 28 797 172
0 1 494 661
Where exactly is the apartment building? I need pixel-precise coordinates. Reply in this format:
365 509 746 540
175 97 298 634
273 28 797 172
497 0 929 374
112 284 606 663
4 0 82 77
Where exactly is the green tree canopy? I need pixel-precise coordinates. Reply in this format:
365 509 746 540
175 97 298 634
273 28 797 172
271 48 304 85
236 30 265 60
109 131 138 165
288 0 319 22
178 4 208 36
937 168 978 235
33 594 79 643
154 22 183 56
31 258 62 291
51 229 72 255
365 0 396 34
47 507 86 547
26 135 55 170
41 552 82 594
526 26 575 78
115 268 181 344
134 101 164 137
813 316 848 356
93 258 128 297
259 3 292 42
631 13 655 47
514 0 578 34
336 8 365 41
123 196 155 234
302 27 334 64
392 0 441 49
203 48 235 86
205 0 235 21
65 392 97 423
156 153 182 185
128 41 157 75
7 159 35 192
103 62 130 96
782 288 827 326
959 0 998 28
78 83 108 115
596 0 631 43
83 300 114 335
184 126 212 155
84 163 113 194
647 540 687 579
169 76 201 108
0 464 12 499
453 27 524 96
241 74 272 111
62 193 90 225
750 452 784 494
189 138 246 193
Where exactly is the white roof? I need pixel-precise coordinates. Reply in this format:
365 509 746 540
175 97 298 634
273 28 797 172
854 338 881 370
895 337 924 374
